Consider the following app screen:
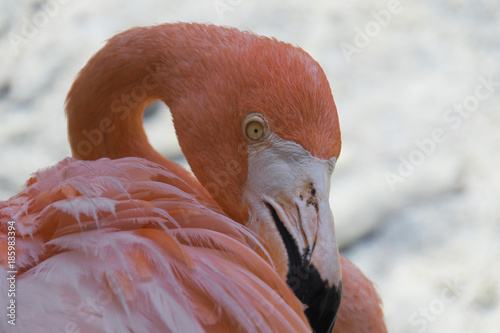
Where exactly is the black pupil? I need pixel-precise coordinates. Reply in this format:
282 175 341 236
254 129 259 133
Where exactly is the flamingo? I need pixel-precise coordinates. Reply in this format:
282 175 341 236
0 23 386 332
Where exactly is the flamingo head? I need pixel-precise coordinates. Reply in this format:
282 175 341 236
169 24 342 333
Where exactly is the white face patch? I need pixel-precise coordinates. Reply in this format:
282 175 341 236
242 131 341 287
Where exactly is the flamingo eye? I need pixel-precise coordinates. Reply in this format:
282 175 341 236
246 121 264 140
243 113 267 142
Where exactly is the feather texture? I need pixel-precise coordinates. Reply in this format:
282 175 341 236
0 157 310 332
1 22 388 333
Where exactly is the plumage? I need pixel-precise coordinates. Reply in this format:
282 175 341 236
333 256 387 333
0 22 387 332
1 157 309 332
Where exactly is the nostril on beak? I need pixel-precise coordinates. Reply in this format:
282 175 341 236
305 281 342 333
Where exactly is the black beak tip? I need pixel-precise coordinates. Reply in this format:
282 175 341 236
265 202 342 332
305 281 342 333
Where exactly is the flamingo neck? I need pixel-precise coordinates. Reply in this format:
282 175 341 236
65 23 248 222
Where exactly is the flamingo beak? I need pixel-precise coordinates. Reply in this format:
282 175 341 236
243 137 342 333
263 178 342 333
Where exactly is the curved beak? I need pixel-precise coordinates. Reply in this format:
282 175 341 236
243 137 342 333
263 179 342 333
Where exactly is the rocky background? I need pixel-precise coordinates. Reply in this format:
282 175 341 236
1 0 499 332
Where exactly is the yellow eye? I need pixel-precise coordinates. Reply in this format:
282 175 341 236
242 113 268 141
245 121 264 141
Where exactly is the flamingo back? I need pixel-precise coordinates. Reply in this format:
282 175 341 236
0 157 310 333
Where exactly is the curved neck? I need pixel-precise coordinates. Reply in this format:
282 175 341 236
65 23 246 220
67 30 169 162
66 25 209 200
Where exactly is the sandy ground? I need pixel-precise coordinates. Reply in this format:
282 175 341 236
1 0 499 332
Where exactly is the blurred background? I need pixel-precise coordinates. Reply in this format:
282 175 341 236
1 0 499 331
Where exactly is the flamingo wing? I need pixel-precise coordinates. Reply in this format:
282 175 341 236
0 157 310 332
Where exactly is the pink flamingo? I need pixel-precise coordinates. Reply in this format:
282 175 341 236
0 23 386 332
